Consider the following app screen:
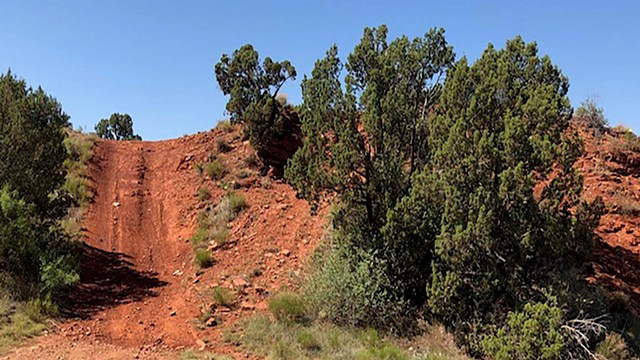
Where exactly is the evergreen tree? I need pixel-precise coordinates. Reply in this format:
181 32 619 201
95 113 141 140
0 70 70 216
286 25 454 314
215 45 300 172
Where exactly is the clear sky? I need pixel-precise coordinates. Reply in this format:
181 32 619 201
1 1 638 140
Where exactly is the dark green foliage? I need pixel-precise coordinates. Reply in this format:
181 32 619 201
215 45 301 171
401 38 599 330
288 27 606 353
0 187 79 299
0 71 70 217
95 113 141 140
286 25 454 324
0 71 79 302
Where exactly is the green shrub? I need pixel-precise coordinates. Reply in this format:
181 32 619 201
211 229 229 247
225 191 248 219
198 187 212 201
482 301 565 360
195 163 204 176
212 287 235 308
195 249 213 268
217 138 232 153
574 96 608 129
304 243 407 329
205 160 226 180
268 291 307 323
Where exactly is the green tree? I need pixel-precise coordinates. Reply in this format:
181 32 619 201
286 25 454 319
95 113 141 140
0 70 69 216
386 37 600 337
214 44 300 173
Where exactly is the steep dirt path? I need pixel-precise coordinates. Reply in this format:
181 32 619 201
66 140 200 347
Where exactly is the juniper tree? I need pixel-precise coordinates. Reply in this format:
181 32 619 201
385 37 601 333
215 45 300 172
95 113 141 140
286 26 454 314
0 70 70 217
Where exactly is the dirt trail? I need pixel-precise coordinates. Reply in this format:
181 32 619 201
67 139 200 347
2 128 328 359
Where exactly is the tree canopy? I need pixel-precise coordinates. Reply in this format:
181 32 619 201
215 44 301 173
95 113 141 140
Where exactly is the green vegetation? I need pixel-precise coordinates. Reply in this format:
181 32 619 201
195 248 213 268
190 191 248 268
268 291 307 323
215 44 300 171
0 71 82 351
211 286 235 308
197 186 212 201
215 119 233 133
575 96 608 130
281 26 629 358
94 113 141 140
204 160 226 180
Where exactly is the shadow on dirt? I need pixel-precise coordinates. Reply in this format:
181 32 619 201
61 243 167 319
592 240 640 311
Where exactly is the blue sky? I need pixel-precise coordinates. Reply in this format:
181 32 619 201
1 1 638 140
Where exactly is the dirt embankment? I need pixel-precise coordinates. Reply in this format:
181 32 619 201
2 128 328 359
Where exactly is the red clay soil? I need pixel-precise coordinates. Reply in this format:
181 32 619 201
578 126 640 312
2 126 329 359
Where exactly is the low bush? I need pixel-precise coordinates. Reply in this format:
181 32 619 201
481 301 565 360
244 153 260 168
212 287 235 308
596 333 630 360
204 160 226 180
574 97 608 130
268 291 307 323
197 187 212 201
195 249 213 268
303 242 408 330
225 191 247 219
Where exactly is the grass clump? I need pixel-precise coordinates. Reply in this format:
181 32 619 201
225 191 247 219
236 169 250 179
195 249 213 268
215 120 233 133
197 187 212 201
181 349 234 360
268 291 307 323
0 296 47 354
231 315 414 360
212 287 235 308
204 160 226 180
244 153 260 168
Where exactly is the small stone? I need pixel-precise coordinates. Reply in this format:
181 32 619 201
233 277 248 288
169 310 177 317
172 270 184 276
196 339 207 350
280 249 291 257
113 202 120 207
205 317 217 327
